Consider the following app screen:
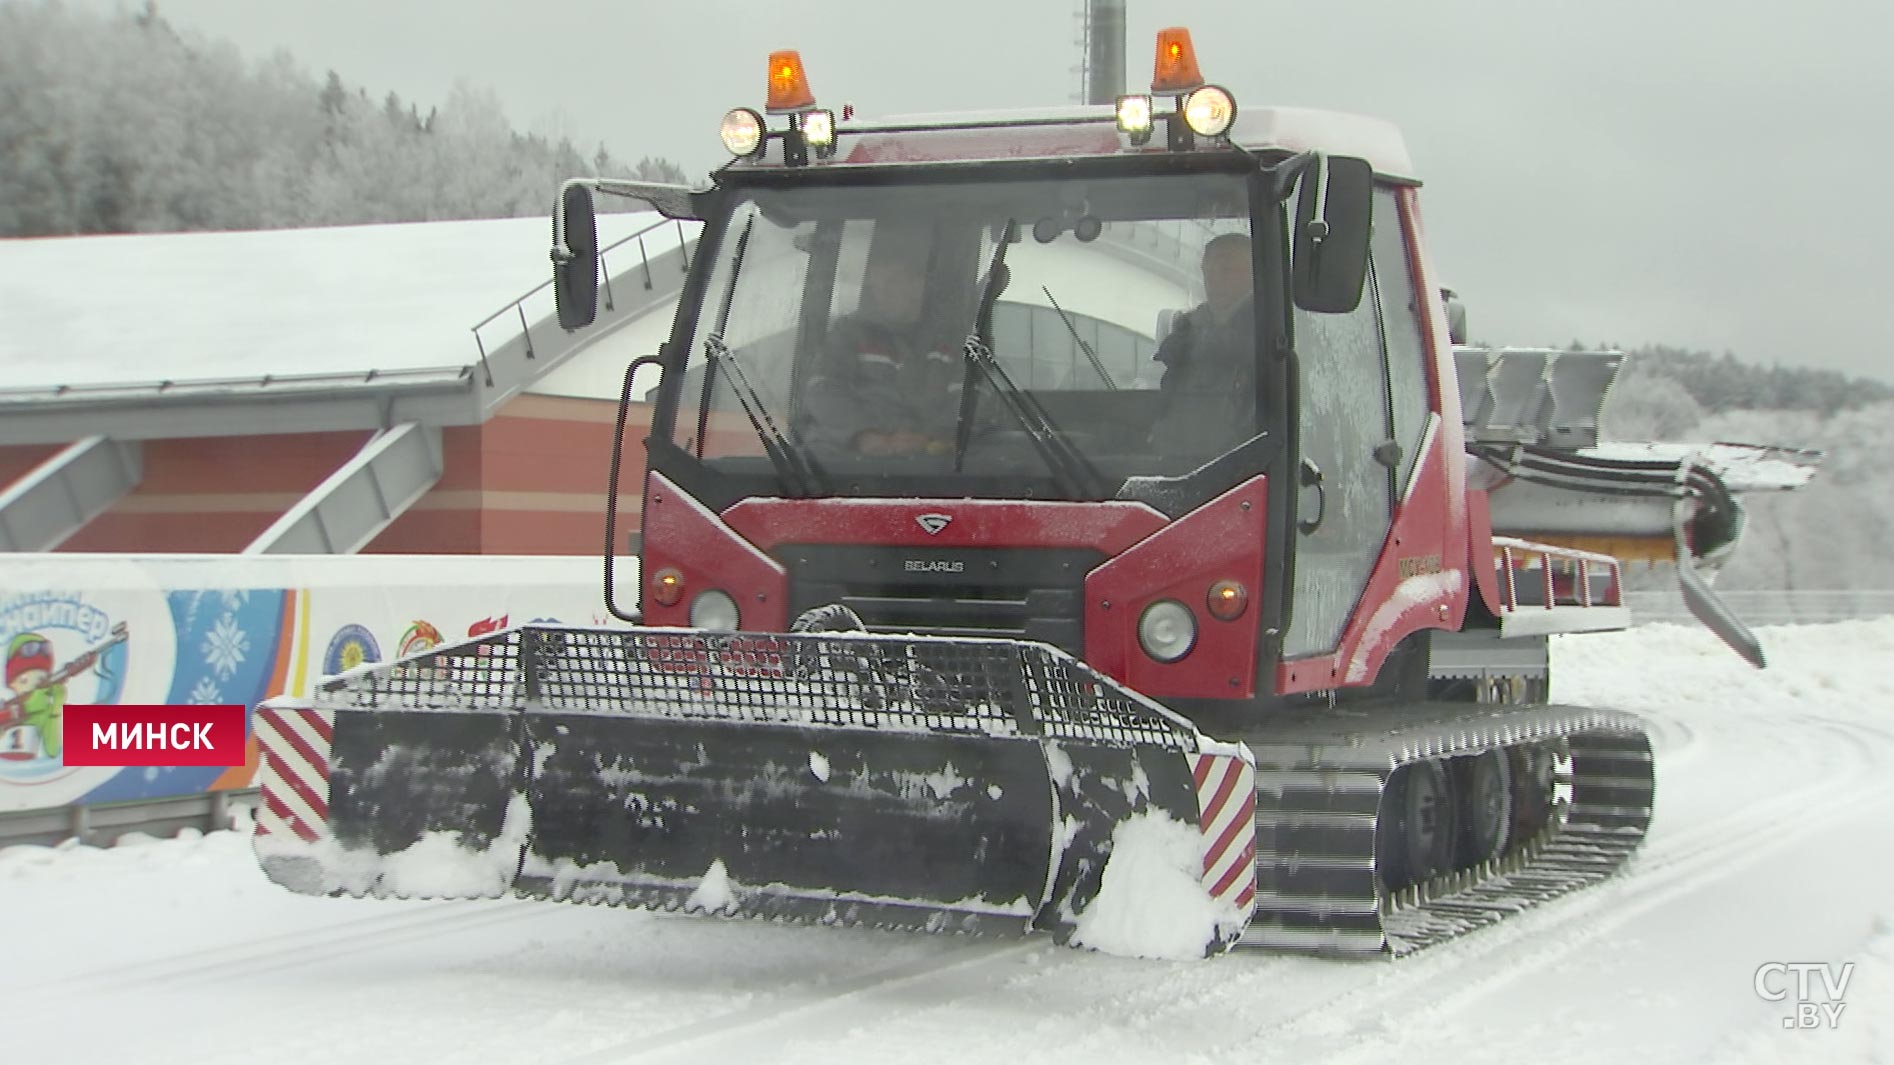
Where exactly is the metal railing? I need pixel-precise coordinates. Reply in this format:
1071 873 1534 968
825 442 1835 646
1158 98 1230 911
0 788 258 848
0 365 473 404
468 216 695 386
1492 536 1623 611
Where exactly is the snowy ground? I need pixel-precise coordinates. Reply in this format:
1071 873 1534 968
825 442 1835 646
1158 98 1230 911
5 620 1891 1064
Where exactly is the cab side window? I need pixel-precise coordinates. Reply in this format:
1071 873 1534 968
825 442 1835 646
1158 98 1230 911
1372 188 1431 497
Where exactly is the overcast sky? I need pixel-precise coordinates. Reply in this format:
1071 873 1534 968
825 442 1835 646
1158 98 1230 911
80 0 1894 380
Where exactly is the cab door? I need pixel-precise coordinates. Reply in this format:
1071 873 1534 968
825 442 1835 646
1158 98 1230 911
1282 187 1426 661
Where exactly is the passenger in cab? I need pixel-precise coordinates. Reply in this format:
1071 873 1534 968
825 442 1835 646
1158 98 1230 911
1149 232 1258 456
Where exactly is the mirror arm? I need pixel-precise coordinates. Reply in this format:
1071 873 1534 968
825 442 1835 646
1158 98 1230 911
604 353 667 623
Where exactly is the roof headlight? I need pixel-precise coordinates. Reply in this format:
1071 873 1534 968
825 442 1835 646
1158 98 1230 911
799 108 836 156
1182 85 1237 138
720 107 766 157
1115 94 1154 144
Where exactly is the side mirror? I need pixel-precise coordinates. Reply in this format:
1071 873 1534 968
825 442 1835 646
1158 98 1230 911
553 182 599 331
1290 154 1373 314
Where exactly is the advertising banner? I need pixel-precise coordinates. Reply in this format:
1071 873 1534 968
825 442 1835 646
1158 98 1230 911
0 555 637 815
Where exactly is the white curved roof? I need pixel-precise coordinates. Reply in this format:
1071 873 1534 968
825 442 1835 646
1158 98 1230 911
0 212 682 392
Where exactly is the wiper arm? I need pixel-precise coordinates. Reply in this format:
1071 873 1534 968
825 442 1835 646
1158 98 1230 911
959 334 1109 499
704 333 826 497
1042 285 1117 391
952 222 1107 498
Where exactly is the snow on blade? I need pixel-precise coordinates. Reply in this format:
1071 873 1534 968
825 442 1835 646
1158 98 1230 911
920 764 965 800
1070 810 1243 961
256 791 532 899
686 859 738 914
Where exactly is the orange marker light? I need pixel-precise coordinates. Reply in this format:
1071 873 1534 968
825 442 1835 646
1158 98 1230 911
766 50 816 113
1150 27 1205 94
1206 579 1249 621
652 567 685 607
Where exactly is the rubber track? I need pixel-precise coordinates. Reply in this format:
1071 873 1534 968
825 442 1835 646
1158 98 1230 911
1229 700 1653 957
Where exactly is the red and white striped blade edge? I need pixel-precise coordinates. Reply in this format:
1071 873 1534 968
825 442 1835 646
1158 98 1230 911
1191 751 1257 914
253 706 335 843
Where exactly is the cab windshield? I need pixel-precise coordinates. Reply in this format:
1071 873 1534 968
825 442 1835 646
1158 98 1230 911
667 171 1258 493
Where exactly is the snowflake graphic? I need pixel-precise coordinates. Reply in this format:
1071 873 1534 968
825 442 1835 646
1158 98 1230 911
188 676 223 704
219 588 251 613
202 613 249 680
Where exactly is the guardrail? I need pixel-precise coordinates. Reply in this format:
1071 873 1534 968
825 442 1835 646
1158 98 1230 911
468 215 694 386
1626 589 1894 626
0 788 258 849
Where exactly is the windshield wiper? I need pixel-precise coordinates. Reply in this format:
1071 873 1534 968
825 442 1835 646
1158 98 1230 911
1042 285 1118 391
952 223 1109 498
705 334 826 497
696 210 824 497
959 335 1109 499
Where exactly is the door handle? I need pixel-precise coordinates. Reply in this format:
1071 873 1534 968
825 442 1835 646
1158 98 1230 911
1298 457 1326 534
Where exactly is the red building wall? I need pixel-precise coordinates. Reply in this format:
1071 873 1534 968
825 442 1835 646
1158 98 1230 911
55 432 376 553
0 444 63 488
366 394 651 556
0 395 658 555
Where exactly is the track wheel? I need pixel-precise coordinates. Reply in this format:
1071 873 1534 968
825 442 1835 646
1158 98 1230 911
1508 744 1558 846
1455 750 1513 866
1376 759 1458 892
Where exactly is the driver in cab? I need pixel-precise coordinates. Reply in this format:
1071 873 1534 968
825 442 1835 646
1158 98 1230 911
798 255 963 459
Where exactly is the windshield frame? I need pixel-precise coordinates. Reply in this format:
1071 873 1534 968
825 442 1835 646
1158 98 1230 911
647 150 1287 509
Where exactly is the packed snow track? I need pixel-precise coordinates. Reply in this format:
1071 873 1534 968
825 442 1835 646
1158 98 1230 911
6 621 1891 1065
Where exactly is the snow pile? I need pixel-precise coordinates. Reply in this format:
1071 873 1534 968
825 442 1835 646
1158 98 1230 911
1069 810 1241 961
1554 616 1894 723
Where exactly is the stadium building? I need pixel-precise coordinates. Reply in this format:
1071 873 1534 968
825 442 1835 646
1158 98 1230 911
0 213 695 556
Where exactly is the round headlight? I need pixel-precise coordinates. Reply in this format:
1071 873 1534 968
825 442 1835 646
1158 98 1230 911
1137 599 1197 663
690 589 741 631
720 108 765 157
1182 85 1237 138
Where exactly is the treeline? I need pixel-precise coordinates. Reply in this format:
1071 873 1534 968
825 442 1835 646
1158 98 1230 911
0 1 685 236
1623 344 1891 418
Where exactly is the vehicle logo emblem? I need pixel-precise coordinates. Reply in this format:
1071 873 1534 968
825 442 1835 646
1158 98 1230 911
915 513 952 536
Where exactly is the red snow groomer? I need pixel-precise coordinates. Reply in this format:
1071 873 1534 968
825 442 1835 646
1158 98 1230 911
252 31 1816 958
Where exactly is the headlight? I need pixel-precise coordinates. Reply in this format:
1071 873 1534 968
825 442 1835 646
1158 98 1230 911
690 590 741 631
1138 599 1197 663
720 108 765 156
1115 94 1153 142
799 108 836 154
1182 85 1237 138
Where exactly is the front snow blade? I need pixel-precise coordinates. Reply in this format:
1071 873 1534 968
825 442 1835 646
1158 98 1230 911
253 626 1257 959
